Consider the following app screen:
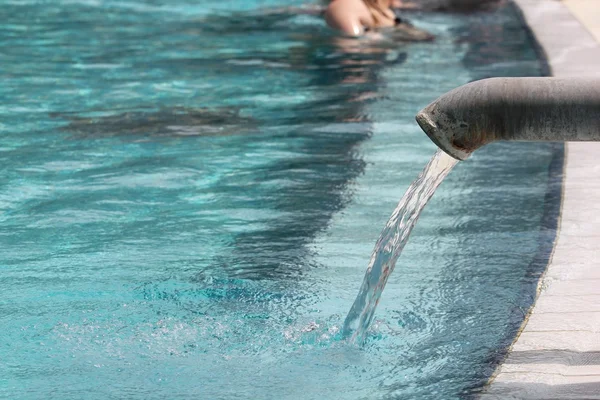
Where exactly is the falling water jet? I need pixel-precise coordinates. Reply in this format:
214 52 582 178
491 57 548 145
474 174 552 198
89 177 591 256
344 77 600 344
343 149 457 343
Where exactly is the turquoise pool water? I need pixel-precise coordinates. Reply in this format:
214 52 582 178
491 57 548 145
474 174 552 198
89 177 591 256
0 1 562 399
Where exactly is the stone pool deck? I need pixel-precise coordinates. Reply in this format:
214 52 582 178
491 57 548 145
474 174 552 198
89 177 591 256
482 0 600 398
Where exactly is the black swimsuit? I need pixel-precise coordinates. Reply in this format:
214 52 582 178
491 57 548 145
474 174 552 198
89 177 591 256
364 9 411 32
392 8 410 25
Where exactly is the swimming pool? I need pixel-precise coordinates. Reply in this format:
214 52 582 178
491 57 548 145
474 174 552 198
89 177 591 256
0 1 562 399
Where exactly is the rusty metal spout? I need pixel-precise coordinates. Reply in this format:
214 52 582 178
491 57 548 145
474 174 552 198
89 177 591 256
416 77 600 160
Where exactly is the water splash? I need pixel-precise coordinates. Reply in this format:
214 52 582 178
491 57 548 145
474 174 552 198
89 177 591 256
343 149 459 343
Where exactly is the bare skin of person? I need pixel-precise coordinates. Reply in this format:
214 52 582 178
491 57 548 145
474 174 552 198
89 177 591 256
324 0 432 40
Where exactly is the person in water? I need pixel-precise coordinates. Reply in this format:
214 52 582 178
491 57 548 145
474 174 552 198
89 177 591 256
324 0 430 38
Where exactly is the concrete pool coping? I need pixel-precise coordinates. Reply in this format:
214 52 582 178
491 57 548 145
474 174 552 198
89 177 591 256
481 0 600 398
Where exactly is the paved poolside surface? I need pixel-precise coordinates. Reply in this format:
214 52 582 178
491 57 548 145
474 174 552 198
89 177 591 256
564 0 600 41
482 0 600 399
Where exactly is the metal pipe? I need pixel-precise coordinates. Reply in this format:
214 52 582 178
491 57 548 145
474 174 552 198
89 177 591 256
415 77 600 160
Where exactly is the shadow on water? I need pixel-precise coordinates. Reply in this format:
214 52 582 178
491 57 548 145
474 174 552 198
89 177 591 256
452 0 547 78
50 106 257 138
208 35 414 280
49 9 417 281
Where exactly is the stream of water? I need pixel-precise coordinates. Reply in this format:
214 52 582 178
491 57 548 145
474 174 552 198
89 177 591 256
344 149 459 343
